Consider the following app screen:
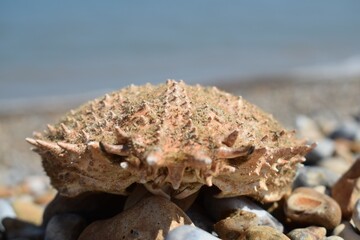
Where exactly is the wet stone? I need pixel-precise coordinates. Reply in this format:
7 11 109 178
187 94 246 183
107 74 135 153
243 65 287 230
165 225 220 240
287 226 326 240
78 196 193 240
285 187 341 230
44 213 87 240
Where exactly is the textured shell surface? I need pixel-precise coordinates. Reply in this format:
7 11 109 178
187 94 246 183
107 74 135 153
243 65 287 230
27 80 313 202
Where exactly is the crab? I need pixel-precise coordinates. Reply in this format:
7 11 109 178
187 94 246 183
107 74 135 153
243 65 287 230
26 80 313 202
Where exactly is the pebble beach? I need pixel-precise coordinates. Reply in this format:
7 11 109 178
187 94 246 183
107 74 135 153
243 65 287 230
0 78 360 240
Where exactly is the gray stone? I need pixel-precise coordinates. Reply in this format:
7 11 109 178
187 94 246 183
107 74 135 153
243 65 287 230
0 199 16 231
293 166 340 189
204 195 283 232
44 213 87 240
2 217 44 240
333 221 360 240
329 120 360 141
306 138 335 164
165 225 220 240
352 199 360 232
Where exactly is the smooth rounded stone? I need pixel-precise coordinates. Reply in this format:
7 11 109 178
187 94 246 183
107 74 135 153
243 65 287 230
42 191 126 226
324 236 344 240
204 195 284 232
352 199 360 231
244 226 289 240
213 209 259 240
78 196 193 240
0 199 16 231
318 157 352 175
2 217 45 240
293 166 340 189
287 226 326 240
329 120 360 141
165 225 220 240
296 115 324 141
44 213 87 240
306 139 335 164
12 196 44 225
285 187 341 230
332 158 360 219
333 221 360 240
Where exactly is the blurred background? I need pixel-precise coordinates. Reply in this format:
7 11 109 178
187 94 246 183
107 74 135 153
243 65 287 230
0 1 360 184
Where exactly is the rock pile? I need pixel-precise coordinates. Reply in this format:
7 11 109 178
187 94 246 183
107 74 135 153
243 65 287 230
1 114 360 239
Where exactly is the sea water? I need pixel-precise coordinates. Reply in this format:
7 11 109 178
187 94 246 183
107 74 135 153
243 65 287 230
1 0 360 101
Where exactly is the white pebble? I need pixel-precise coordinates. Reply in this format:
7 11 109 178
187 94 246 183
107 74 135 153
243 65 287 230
352 199 360 232
165 225 220 240
0 199 16 231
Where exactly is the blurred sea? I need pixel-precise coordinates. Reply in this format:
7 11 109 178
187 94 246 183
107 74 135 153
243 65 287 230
1 1 360 104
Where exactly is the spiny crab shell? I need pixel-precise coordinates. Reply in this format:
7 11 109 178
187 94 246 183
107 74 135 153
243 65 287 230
27 80 313 202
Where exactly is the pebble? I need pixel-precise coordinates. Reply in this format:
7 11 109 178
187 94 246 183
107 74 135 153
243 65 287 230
12 196 44 225
318 157 352 175
329 120 360 141
285 187 341 229
296 115 324 141
2 217 44 240
22 176 51 197
287 226 326 240
78 196 193 240
0 199 16 231
333 221 360 240
306 138 335 164
244 225 289 240
44 213 87 240
352 199 360 231
165 225 220 240
293 166 340 189
204 195 284 232
331 158 360 219
213 209 259 240
42 192 127 226
324 236 344 240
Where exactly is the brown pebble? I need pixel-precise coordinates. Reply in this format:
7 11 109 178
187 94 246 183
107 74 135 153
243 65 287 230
0 185 13 198
214 209 259 240
244 225 289 240
332 157 360 219
78 196 193 240
287 226 326 240
285 187 341 230
12 197 44 225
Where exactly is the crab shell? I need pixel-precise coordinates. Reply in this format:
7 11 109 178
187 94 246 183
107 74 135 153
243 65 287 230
27 80 313 202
